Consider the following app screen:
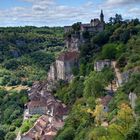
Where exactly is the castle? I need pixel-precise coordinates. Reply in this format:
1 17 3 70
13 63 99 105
65 10 104 33
48 10 105 82
64 10 105 51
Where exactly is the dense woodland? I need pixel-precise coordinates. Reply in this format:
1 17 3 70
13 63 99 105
0 26 64 87
0 14 140 140
0 27 64 140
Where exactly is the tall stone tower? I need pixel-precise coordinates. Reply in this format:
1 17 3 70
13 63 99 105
100 10 104 23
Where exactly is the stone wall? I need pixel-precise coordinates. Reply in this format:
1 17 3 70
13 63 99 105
29 106 48 115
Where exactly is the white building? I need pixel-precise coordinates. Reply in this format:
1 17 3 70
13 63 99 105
94 59 111 72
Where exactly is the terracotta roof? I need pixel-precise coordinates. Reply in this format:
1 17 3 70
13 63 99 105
57 51 79 61
28 100 47 108
101 95 112 106
35 116 49 131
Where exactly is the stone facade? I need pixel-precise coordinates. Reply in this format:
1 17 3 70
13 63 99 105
48 63 57 81
28 100 48 115
27 81 68 117
48 51 79 81
94 59 111 72
65 34 80 51
65 10 105 34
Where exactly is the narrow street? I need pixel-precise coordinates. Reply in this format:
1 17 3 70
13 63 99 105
16 109 29 140
112 61 123 88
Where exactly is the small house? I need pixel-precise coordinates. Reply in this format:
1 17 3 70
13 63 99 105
94 59 111 72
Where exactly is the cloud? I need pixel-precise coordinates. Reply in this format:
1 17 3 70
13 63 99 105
0 0 101 26
0 0 140 26
106 0 140 6
129 7 140 13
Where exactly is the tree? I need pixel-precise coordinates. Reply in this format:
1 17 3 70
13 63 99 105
93 103 107 125
5 132 16 140
84 71 106 98
3 59 20 70
102 43 117 59
0 128 5 140
92 31 109 46
117 103 134 129
114 14 123 24
124 73 140 95
120 30 130 43
56 127 75 140
135 98 140 115
109 17 114 25
125 118 140 140
88 126 109 140
102 68 115 83
109 14 123 24
72 22 81 31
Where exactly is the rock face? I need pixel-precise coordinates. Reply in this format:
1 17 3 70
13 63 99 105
48 11 105 83
48 51 79 82
65 34 81 51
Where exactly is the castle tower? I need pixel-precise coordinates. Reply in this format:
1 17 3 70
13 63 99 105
100 10 104 23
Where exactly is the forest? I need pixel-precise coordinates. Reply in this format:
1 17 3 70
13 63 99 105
0 14 140 140
0 26 64 140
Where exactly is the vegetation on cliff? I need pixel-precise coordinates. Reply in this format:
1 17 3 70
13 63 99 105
55 16 140 140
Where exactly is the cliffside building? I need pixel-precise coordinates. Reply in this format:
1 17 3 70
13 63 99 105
94 59 111 72
64 10 105 50
48 51 79 82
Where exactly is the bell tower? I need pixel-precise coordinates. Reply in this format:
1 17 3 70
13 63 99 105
100 10 104 23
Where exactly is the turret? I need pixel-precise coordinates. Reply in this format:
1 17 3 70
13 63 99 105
100 10 104 23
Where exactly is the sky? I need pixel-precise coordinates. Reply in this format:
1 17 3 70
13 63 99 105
0 0 140 27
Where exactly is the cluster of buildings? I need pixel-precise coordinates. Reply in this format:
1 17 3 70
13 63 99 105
94 59 129 85
20 10 106 140
21 115 64 140
20 81 68 140
94 60 140 113
48 10 105 82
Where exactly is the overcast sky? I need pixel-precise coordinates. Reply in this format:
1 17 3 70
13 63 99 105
0 0 140 27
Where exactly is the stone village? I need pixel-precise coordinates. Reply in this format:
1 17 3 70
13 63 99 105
18 10 137 140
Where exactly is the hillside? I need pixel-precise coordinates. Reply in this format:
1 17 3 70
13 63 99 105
54 16 140 140
0 15 140 140
0 26 64 140
0 26 64 87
